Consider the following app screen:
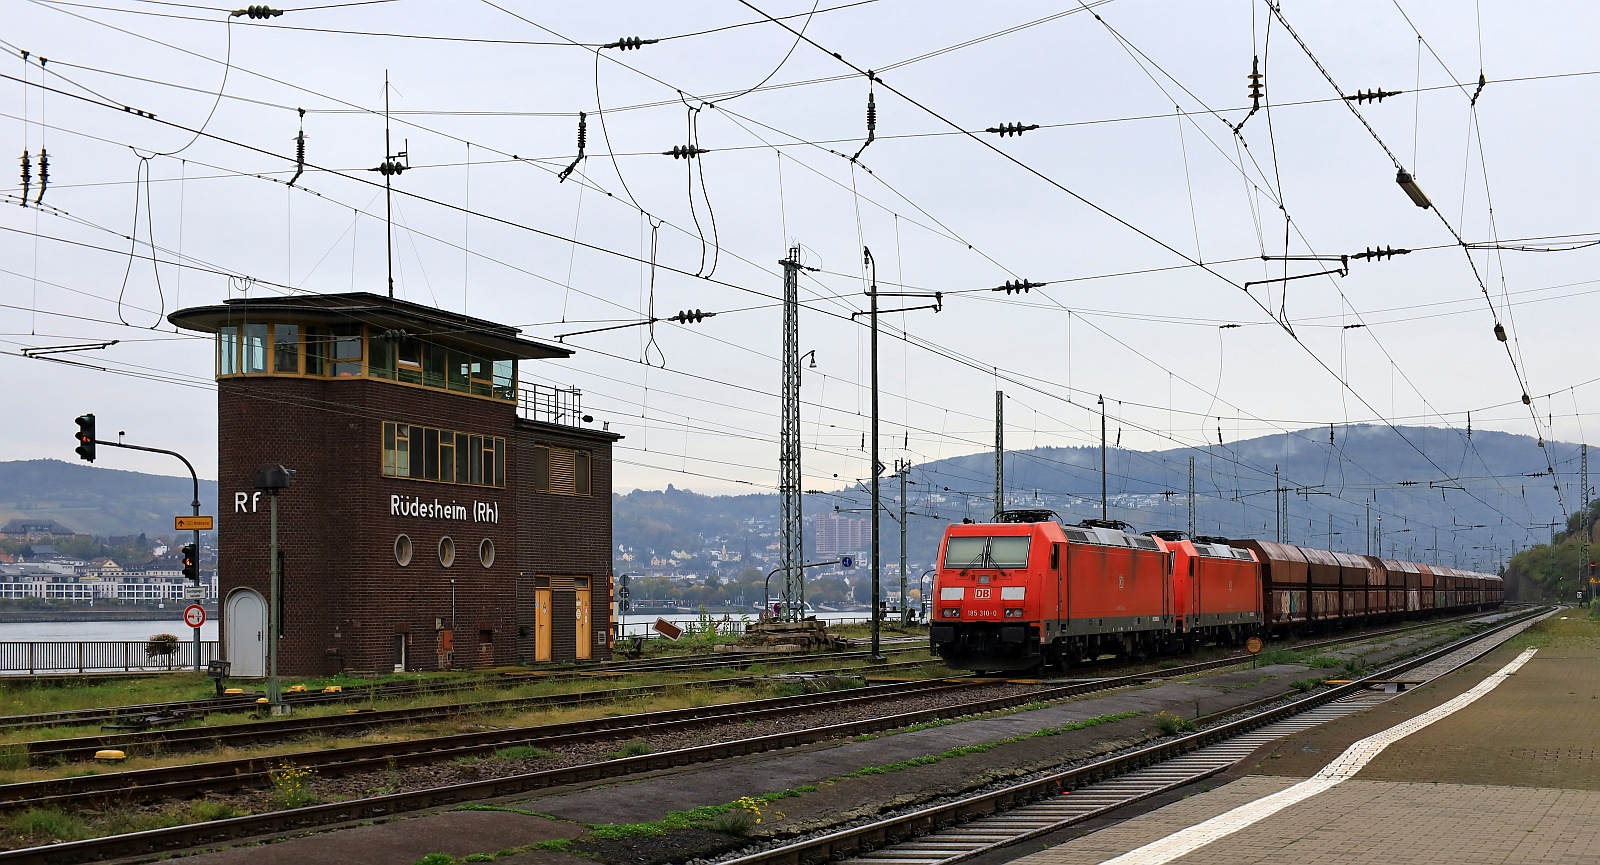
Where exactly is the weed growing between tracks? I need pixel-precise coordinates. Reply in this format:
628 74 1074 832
268 762 318 808
1 800 246 849
842 711 1143 778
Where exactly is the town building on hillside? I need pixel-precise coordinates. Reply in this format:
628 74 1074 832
813 511 870 557
0 519 77 540
170 291 621 677
0 563 210 601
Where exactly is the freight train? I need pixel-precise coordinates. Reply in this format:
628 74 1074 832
928 509 1503 672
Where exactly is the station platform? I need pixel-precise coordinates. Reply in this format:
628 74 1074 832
1013 615 1600 865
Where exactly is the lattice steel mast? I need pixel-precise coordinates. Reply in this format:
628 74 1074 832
779 247 805 620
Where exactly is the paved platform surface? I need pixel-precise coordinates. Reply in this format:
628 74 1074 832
1013 615 1600 865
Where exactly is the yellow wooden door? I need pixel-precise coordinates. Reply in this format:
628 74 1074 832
535 587 553 662
575 586 592 660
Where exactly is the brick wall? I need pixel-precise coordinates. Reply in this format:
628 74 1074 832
218 376 622 675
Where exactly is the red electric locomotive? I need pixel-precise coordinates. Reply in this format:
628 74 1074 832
930 510 1250 671
930 510 1503 673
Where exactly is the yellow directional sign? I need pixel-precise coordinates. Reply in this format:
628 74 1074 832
175 515 214 531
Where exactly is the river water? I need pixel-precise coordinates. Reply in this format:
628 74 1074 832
2 619 220 642
0 612 880 644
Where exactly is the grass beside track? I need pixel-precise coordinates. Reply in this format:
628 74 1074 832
0 654 943 786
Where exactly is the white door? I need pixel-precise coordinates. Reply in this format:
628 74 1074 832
225 589 267 677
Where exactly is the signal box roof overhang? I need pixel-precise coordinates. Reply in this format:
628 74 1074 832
168 292 571 361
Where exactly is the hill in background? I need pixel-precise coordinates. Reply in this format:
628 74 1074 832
0 424 1574 572
0 460 219 539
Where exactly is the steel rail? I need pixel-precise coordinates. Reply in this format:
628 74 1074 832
15 659 936 765
0 644 932 733
717 606 1550 865
0 647 1277 864
0 678 977 810
0 610 1529 865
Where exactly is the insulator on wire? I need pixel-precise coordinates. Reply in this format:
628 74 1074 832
229 5 282 19
1493 322 1508 342
1470 71 1487 106
1232 55 1263 135
558 112 587 182
670 309 715 324
992 279 1042 295
288 108 305 188
985 123 1039 138
1345 88 1402 104
604 36 658 50
662 144 706 160
19 151 30 207
1351 245 1409 261
34 148 46 205
851 74 878 163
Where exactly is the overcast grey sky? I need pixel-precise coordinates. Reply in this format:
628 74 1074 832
4 1 1598 537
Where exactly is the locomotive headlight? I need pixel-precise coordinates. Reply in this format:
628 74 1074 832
1004 608 1024 618
942 608 960 618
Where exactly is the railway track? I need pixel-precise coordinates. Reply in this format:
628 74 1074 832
0 611 1523 864
12 660 938 765
0 644 932 735
0 677 982 812
716 606 1552 865
0 643 1311 863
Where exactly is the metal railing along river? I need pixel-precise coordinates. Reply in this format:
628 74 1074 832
0 641 220 674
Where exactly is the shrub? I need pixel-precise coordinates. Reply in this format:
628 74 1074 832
1291 677 1323 692
268 762 318 809
1152 711 1195 735
145 633 180 668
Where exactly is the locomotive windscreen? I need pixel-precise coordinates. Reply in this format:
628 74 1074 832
943 535 1030 568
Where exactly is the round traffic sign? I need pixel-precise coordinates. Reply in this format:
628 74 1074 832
183 604 206 629
1245 636 1264 655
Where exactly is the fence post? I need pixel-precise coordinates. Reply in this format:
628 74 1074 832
78 641 84 673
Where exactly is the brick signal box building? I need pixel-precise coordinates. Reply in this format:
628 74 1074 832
171 292 620 676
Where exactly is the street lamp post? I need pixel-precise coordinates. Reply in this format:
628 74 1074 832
852 247 940 662
919 568 936 622
764 560 842 620
254 465 293 716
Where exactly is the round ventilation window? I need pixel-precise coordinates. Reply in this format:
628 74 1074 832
438 536 456 568
479 538 496 568
394 535 413 567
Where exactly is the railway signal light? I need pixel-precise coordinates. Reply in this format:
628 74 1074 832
181 544 199 583
73 413 95 462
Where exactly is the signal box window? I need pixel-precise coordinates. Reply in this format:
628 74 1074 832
241 324 268 373
273 324 300 374
531 445 591 496
383 421 504 488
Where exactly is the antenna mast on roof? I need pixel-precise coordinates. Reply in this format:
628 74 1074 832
373 72 409 299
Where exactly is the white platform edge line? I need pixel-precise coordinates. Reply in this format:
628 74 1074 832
1093 647 1538 865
